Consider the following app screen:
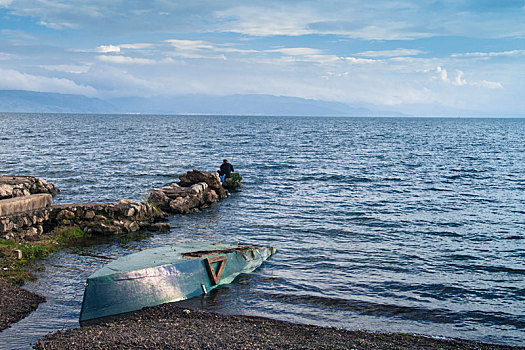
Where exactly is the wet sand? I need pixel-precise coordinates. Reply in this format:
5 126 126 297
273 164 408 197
34 303 523 350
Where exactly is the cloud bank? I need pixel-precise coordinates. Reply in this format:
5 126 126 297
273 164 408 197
0 0 523 115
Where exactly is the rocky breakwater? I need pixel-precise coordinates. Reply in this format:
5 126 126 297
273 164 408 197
0 176 169 241
1 171 231 241
148 170 228 214
48 201 169 237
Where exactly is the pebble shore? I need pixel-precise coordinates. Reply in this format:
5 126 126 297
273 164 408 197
34 303 523 350
0 279 45 332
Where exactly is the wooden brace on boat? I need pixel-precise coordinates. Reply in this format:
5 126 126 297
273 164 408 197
204 255 227 285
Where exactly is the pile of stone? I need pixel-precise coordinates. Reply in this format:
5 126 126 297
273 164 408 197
0 176 59 200
0 198 171 241
148 170 228 214
0 200 51 241
1 170 231 241
48 201 169 237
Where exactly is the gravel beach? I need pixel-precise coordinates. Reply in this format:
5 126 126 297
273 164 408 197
0 279 45 332
34 303 523 350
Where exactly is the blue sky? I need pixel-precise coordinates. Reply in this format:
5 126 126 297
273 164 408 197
0 0 524 115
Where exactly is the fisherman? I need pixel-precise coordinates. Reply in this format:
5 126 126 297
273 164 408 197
218 159 234 183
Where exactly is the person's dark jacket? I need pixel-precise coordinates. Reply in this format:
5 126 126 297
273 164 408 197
219 163 234 178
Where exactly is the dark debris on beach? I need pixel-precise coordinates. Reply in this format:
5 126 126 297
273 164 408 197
34 303 524 350
0 278 45 332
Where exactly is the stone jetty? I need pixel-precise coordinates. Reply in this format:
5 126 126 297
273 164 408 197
147 170 227 214
0 170 231 241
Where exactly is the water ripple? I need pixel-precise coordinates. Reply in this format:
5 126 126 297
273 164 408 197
0 114 524 348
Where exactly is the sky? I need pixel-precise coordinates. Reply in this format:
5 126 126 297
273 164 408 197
0 0 524 115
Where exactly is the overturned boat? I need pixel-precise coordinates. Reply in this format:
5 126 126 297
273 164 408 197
79 241 275 323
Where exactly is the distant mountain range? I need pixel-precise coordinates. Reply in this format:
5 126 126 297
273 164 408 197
0 90 405 116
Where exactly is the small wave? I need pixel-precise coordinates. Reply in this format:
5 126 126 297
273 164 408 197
444 174 463 180
505 235 523 240
299 174 373 183
427 187 453 192
445 254 477 261
448 263 525 276
425 231 461 237
259 292 525 327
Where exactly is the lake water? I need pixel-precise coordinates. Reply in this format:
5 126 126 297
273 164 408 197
0 113 524 349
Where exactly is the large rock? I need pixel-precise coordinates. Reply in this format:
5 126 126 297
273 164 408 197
178 170 223 191
148 170 228 214
0 176 59 200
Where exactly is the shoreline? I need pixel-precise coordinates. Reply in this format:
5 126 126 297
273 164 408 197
0 279 45 332
1 175 522 348
34 302 523 350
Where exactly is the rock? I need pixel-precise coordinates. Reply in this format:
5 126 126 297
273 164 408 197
179 170 222 191
169 197 187 213
148 191 171 211
63 210 75 220
85 210 95 219
0 176 59 199
125 207 136 217
128 222 140 232
190 182 208 195
148 171 229 215
0 184 13 198
206 189 219 203
94 214 107 222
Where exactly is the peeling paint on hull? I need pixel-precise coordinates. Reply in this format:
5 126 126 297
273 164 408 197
80 241 275 323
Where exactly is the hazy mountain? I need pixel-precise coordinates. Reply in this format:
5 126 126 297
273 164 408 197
0 90 116 114
0 90 404 116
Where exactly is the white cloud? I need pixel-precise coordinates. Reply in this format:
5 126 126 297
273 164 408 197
278 54 340 64
451 50 525 58
356 49 425 58
120 43 154 50
0 52 12 60
0 1 522 114
437 66 449 82
453 70 467 86
2 29 37 40
96 55 156 64
164 39 253 59
166 39 215 51
344 57 379 64
0 67 97 96
267 47 323 56
38 20 79 30
216 6 316 37
472 80 504 89
97 45 121 53
41 64 91 74
4 0 525 41
435 66 503 89
214 4 433 40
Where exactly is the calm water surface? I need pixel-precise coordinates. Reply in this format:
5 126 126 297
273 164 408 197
0 114 524 349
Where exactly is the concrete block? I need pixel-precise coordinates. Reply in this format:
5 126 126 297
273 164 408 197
0 194 53 217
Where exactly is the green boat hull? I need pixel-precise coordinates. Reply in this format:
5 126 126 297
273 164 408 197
79 241 275 323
